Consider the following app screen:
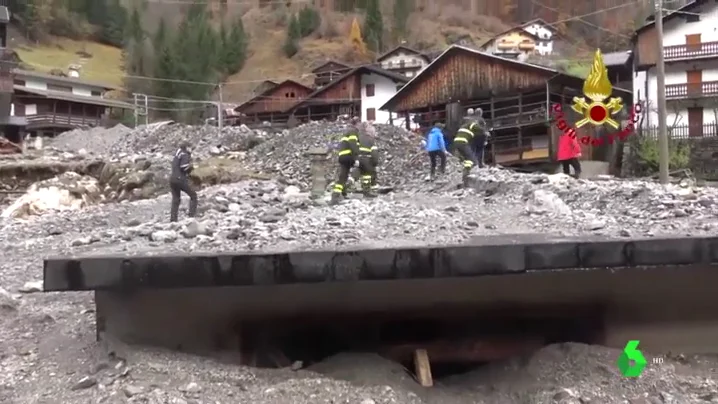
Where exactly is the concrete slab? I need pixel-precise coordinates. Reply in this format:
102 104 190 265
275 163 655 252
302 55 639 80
43 234 718 291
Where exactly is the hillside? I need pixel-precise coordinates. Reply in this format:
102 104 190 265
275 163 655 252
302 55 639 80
5 0 659 109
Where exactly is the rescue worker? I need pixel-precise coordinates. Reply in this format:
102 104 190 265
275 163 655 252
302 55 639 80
465 108 490 168
364 122 380 190
170 141 198 222
330 117 361 205
453 108 487 186
357 124 379 198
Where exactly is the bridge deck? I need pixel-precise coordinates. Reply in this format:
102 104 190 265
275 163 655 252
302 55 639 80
43 234 718 291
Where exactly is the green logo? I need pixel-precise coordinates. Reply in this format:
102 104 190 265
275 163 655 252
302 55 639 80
617 340 647 377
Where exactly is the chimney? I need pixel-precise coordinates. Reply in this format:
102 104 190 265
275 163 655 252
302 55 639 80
68 64 81 78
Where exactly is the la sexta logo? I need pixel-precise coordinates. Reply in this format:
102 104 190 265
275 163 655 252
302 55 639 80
551 49 642 146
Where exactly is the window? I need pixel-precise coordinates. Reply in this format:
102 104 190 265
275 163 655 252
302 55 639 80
366 108 376 121
13 79 25 86
407 71 414 77
91 90 101 97
686 14 700 23
47 83 72 92
365 84 375 97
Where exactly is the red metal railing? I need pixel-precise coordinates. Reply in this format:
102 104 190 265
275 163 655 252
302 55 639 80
665 80 718 99
664 41 718 61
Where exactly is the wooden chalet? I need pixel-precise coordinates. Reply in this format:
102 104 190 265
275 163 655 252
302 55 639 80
380 45 632 168
234 79 313 123
603 50 633 90
253 80 278 95
312 60 352 88
288 65 409 121
12 85 133 136
376 45 431 77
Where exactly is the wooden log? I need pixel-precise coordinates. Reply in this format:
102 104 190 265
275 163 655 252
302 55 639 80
413 349 433 387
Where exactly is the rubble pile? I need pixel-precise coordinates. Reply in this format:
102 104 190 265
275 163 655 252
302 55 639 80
1 172 101 218
1 171 718 402
52 122 268 157
50 123 131 155
242 121 424 188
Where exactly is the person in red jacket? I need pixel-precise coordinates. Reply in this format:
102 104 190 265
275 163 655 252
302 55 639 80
557 134 582 178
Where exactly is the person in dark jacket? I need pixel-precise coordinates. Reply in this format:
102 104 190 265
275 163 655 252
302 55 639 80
170 141 198 222
423 122 447 180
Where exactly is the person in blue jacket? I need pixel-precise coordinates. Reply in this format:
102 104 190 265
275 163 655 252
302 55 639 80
423 122 448 180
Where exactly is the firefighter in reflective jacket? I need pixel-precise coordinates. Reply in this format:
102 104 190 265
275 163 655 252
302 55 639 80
330 120 361 205
453 116 484 186
358 131 378 197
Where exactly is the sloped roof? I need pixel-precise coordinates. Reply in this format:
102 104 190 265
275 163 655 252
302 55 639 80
520 18 559 34
377 45 430 63
311 60 351 73
480 26 543 49
14 85 133 109
235 80 312 111
380 45 587 111
13 69 118 91
603 50 632 67
636 0 709 35
288 65 409 112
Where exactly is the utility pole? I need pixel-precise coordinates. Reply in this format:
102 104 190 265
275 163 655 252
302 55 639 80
217 83 223 130
655 0 670 184
133 93 138 127
144 95 149 125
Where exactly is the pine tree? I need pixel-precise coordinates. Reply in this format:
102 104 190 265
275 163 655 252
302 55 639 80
223 17 248 74
100 0 127 46
283 14 301 57
153 17 168 52
392 0 412 42
152 22 177 115
125 6 145 44
123 7 151 94
363 0 383 52
297 6 320 38
349 17 367 56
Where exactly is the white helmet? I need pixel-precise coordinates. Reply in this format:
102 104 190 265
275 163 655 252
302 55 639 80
466 108 475 115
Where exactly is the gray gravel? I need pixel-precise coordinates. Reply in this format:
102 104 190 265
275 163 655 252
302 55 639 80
2 165 718 403
51 122 267 158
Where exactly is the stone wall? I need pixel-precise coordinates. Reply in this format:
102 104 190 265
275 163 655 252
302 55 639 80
621 136 718 180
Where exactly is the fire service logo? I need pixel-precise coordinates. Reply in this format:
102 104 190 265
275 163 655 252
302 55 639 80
552 49 642 146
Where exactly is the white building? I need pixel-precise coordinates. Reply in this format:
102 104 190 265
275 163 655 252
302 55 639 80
376 45 430 79
287 66 409 126
480 19 561 59
633 0 718 137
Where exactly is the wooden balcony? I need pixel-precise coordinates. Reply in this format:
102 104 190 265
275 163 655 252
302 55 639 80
26 113 101 129
664 41 718 61
665 80 718 99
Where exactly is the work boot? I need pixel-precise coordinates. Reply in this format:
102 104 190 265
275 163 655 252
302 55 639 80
462 169 470 187
329 192 342 205
362 184 377 198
